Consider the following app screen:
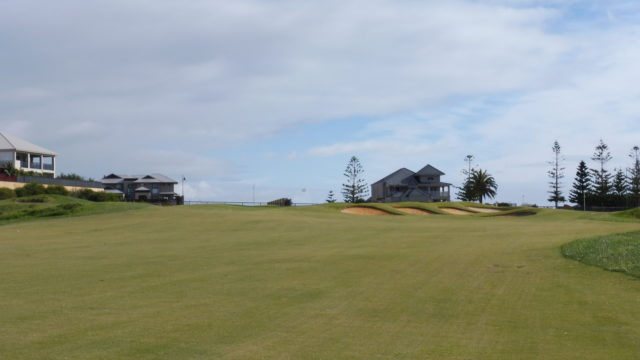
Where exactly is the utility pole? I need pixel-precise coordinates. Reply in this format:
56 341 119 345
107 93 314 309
252 184 255 203
465 155 474 181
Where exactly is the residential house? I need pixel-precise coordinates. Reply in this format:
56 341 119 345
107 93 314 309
101 173 178 202
371 164 451 203
0 132 57 177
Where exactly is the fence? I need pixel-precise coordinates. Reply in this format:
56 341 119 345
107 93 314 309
185 201 318 207
16 175 103 189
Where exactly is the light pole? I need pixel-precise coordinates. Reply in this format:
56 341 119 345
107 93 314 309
465 155 474 182
181 175 185 201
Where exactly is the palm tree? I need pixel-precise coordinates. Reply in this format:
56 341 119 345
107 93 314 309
469 169 498 204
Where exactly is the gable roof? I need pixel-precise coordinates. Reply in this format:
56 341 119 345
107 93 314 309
133 174 178 184
0 132 56 155
415 164 445 176
372 168 415 185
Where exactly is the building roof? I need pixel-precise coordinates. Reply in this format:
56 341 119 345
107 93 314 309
100 173 178 185
0 132 56 155
372 168 416 185
133 174 178 184
415 164 445 176
135 186 151 192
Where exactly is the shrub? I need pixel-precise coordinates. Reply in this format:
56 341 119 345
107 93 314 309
45 185 69 196
0 187 15 200
73 188 122 202
15 182 46 197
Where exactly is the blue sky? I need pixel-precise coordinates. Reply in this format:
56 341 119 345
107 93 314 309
1 0 639 204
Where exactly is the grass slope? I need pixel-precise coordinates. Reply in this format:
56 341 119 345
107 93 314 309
1 205 640 359
0 195 148 225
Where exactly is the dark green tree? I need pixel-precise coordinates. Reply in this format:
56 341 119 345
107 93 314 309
569 160 591 210
628 146 640 207
326 190 336 203
341 156 368 203
613 169 628 196
591 139 613 206
547 140 565 208
469 169 497 204
612 168 628 207
456 179 475 202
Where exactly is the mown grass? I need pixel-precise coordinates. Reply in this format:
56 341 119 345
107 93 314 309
1 204 640 359
561 230 640 278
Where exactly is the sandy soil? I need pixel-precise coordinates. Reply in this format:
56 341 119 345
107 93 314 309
341 207 390 216
468 207 501 213
396 207 432 215
440 207 474 216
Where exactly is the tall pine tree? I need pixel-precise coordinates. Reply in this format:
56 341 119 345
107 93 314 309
629 146 640 207
569 160 591 210
341 156 369 203
591 139 613 206
547 140 565 208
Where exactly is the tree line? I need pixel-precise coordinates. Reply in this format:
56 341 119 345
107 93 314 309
549 140 640 210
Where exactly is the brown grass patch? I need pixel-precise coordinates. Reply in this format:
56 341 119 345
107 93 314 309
468 207 501 213
396 207 433 215
440 207 474 216
341 207 391 216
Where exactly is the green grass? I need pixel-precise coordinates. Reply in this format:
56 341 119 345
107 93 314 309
0 194 148 225
561 230 640 278
2 204 640 359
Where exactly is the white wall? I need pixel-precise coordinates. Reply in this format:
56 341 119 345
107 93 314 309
0 151 13 163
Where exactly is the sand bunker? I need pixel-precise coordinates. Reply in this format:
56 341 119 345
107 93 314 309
468 207 501 213
396 207 433 215
440 207 474 216
341 207 390 216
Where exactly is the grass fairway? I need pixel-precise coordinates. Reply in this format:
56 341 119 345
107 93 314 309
2 205 640 359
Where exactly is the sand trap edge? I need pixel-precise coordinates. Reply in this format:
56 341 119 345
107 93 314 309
341 207 392 216
440 207 474 216
395 207 434 215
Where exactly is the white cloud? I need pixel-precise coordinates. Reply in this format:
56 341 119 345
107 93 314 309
1 0 640 205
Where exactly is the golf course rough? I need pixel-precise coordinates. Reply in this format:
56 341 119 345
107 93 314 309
1 203 640 359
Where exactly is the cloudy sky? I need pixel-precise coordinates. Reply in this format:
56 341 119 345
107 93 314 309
1 0 639 204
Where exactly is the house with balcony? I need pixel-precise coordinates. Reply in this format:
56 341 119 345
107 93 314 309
0 132 56 177
370 164 451 203
101 173 178 202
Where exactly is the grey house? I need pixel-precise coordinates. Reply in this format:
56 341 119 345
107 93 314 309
371 164 451 203
101 173 178 202
0 132 57 176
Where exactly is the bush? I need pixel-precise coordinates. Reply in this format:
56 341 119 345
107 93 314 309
0 187 15 200
45 185 69 196
73 189 122 202
15 182 46 197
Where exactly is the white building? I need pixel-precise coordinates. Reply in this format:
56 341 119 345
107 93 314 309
0 132 57 176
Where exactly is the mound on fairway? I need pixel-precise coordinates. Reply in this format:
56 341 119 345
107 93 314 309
395 207 433 215
440 207 474 215
341 206 391 215
562 230 640 278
